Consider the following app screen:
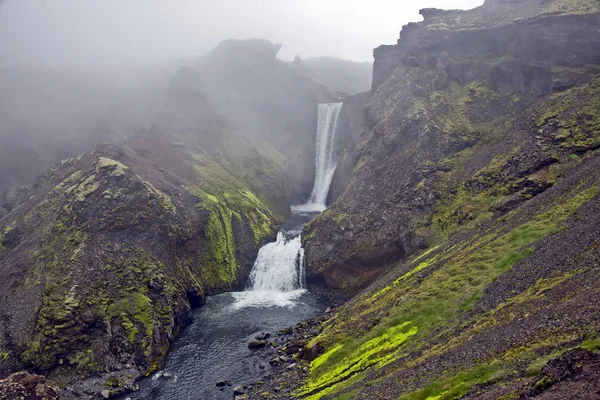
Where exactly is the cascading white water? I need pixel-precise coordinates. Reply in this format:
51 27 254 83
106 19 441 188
233 103 342 308
232 232 306 308
292 102 343 213
248 232 305 292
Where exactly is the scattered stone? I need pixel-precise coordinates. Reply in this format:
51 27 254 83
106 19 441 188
281 327 293 335
248 339 267 349
287 363 297 370
216 380 232 387
325 307 331 313
162 371 173 379
234 395 249 400
101 389 111 399
255 332 271 341
233 385 245 395
0 372 58 400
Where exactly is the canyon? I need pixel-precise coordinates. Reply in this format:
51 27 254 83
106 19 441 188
1 0 600 399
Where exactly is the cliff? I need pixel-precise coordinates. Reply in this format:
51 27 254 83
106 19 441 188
292 0 600 398
303 0 600 291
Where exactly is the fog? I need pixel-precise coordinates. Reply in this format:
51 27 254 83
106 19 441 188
0 0 484 193
1 0 484 67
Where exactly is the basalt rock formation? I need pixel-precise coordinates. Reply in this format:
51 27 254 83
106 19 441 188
291 0 600 399
303 0 600 292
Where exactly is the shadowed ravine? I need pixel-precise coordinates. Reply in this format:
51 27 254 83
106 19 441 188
124 212 326 400
124 103 345 399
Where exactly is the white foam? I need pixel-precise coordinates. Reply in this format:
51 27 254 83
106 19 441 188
230 289 306 309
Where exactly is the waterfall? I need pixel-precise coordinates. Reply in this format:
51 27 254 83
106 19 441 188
248 232 305 292
232 232 306 308
292 102 343 213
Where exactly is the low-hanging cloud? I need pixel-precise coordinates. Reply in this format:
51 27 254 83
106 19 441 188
0 0 484 68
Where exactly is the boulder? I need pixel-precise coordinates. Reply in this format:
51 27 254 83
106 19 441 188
0 372 58 400
248 339 267 349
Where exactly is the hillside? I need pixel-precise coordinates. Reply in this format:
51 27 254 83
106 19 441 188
260 0 600 398
0 39 339 397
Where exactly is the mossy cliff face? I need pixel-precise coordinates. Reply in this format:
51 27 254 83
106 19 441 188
287 0 600 399
297 156 600 398
303 0 600 292
0 133 288 394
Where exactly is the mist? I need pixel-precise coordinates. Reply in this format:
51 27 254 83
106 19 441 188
1 0 484 67
0 0 483 191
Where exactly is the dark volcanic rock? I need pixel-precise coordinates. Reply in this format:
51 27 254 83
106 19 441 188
0 133 289 394
248 340 268 349
0 371 58 400
303 0 600 292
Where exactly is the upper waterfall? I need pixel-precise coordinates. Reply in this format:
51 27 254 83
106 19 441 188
292 102 343 213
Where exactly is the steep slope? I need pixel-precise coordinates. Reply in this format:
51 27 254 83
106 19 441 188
282 0 600 399
0 109 289 396
303 0 600 291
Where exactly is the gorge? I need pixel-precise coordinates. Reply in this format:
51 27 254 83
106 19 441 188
1 0 600 399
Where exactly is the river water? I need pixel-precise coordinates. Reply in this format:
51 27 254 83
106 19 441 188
127 102 343 399
127 212 325 400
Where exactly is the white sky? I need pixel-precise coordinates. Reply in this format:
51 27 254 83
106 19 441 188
0 0 484 67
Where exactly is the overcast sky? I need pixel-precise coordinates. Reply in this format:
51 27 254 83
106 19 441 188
0 0 484 68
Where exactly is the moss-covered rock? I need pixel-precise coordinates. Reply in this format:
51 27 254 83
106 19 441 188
0 131 289 391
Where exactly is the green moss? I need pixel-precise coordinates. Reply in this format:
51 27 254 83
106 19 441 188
132 293 154 337
543 0 600 16
142 181 176 213
0 223 16 255
537 76 600 151
303 182 598 399
297 322 418 399
398 363 502 400
72 174 100 202
97 157 129 176
580 336 600 351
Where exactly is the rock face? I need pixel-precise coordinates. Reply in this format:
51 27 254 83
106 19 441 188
283 1 600 399
303 0 600 291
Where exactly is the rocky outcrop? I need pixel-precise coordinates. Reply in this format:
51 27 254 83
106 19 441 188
0 121 289 396
0 371 58 399
326 91 371 205
276 1 600 399
303 0 600 292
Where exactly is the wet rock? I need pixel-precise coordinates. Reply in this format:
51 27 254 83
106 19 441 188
216 380 231 387
269 355 289 366
255 332 271 341
248 339 267 349
287 363 297 370
233 385 245 395
281 327 293 335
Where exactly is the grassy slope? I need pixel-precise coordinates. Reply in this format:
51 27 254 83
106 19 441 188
292 24 600 400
